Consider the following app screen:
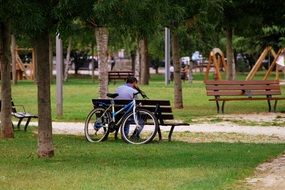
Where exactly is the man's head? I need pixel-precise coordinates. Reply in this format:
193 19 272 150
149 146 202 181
126 76 138 88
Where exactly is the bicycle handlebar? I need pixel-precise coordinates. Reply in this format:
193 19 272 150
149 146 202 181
134 87 149 99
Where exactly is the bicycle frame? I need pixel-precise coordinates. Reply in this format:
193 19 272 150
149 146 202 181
99 98 138 127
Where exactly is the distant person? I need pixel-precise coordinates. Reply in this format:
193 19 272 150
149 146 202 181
180 64 187 81
170 64 174 81
191 51 201 66
110 56 116 70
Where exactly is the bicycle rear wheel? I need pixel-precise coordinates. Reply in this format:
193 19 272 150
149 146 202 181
84 108 111 142
121 108 158 144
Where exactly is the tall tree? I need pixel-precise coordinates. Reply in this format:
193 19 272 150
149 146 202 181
28 1 57 157
163 0 210 108
34 30 54 157
81 0 122 98
0 0 18 138
221 0 268 79
0 21 13 138
12 0 69 157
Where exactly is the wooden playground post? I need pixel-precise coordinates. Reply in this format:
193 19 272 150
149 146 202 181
246 47 285 81
204 48 227 81
15 48 36 80
246 47 272 80
264 48 285 80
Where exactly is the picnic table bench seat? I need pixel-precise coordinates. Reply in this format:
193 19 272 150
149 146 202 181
92 99 189 141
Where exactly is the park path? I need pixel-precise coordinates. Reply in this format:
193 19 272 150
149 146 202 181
29 121 285 139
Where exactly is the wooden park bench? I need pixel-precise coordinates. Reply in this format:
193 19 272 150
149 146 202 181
108 71 134 83
0 100 38 131
92 99 189 141
204 80 285 113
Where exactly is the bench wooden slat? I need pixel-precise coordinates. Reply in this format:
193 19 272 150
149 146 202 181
206 84 280 90
205 80 279 85
207 90 281 96
92 99 172 106
108 71 134 83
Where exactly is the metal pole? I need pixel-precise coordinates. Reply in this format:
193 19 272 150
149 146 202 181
56 34 63 116
165 27 170 85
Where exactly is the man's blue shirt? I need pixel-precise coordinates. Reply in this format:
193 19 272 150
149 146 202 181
115 84 138 99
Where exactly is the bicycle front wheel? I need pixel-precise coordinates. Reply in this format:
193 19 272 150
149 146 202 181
84 108 111 142
121 108 158 144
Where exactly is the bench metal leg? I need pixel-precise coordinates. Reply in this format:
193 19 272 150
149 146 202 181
215 101 220 113
221 101 226 114
267 100 272 112
24 117 32 131
168 125 175 141
157 126 162 141
114 128 119 140
274 100 278 112
17 117 24 130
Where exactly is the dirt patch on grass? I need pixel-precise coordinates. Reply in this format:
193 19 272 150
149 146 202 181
246 154 285 190
171 132 283 144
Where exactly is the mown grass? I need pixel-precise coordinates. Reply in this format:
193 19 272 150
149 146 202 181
10 72 285 123
2 72 285 189
0 129 285 190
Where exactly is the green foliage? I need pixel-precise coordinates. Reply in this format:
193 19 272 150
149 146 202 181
1 131 285 189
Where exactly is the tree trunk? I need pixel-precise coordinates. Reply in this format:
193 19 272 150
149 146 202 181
226 27 235 80
139 37 149 85
131 50 136 74
91 42 95 83
171 30 183 109
135 48 140 80
95 27 109 98
64 36 72 81
49 35 53 82
0 22 14 138
11 34 17 85
34 31 54 158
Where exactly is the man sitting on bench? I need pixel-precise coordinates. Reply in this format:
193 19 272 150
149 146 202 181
114 76 144 140
115 76 139 100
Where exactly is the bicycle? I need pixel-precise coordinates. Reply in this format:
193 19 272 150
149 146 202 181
84 91 158 144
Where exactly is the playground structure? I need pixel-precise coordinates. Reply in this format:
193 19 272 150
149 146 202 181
246 47 285 80
15 48 35 80
204 48 228 80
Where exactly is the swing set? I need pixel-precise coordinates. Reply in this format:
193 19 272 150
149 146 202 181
204 48 228 80
246 46 285 81
204 46 285 81
14 48 36 80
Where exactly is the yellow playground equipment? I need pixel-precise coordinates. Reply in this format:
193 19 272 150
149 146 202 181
15 48 35 80
246 46 285 80
204 48 228 80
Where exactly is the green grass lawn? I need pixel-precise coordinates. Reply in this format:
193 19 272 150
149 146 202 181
0 129 285 190
10 72 285 123
2 72 285 189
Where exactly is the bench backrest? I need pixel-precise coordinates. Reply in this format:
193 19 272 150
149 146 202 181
0 100 18 113
205 80 281 97
108 71 134 80
92 99 174 124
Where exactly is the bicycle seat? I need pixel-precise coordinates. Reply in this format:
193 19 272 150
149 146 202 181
107 93 119 99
